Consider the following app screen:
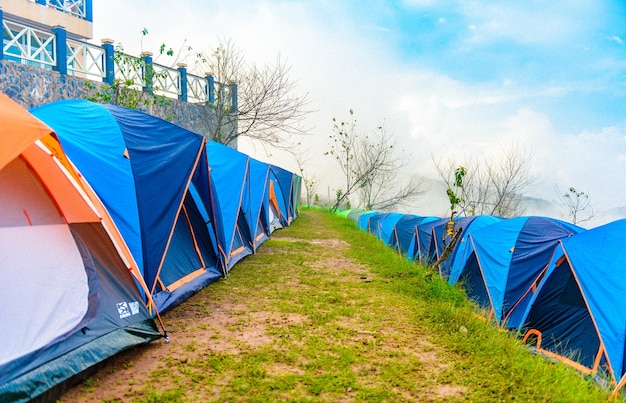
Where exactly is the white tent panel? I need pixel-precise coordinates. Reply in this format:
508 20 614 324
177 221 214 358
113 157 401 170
0 224 89 366
0 157 64 227
268 204 282 233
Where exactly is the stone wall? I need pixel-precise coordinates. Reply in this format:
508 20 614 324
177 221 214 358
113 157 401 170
0 59 227 141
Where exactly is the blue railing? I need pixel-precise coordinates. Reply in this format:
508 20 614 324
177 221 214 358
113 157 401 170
0 11 235 108
36 0 92 22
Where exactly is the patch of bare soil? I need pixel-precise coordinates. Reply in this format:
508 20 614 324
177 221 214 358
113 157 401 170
59 300 309 402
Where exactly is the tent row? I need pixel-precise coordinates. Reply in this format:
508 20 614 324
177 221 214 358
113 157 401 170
0 94 300 402
338 208 626 397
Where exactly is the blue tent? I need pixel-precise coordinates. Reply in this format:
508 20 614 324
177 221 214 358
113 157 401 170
32 100 222 312
454 216 583 328
431 216 472 266
447 216 502 284
389 215 435 256
206 141 254 273
269 168 290 227
436 215 502 279
358 211 379 232
414 217 448 263
248 158 272 250
267 176 284 233
519 219 626 390
367 212 393 237
270 164 296 225
430 216 455 263
377 213 405 245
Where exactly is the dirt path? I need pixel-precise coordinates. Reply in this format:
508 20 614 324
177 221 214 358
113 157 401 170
59 210 465 402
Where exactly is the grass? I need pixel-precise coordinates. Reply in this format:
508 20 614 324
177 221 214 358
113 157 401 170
62 208 612 402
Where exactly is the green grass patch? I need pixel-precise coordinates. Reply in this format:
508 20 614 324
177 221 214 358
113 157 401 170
67 208 613 402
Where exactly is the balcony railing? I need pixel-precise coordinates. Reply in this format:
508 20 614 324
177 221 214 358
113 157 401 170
0 14 235 109
28 0 92 22
67 37 105 79
187 73 209 104
2 19 56 69
152 61 181 98
113 51 144 90
46 0 89 20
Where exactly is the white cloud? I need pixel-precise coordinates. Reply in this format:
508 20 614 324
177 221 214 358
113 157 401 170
501 108 626 224
393 83 626 226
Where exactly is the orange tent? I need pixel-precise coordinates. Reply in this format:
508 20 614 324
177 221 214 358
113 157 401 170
0 93 162 402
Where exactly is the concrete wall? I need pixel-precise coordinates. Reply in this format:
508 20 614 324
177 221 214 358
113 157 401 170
0 59 223 140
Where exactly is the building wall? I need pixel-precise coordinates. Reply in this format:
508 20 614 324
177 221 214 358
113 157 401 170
0 59 224 140
0 0 92 39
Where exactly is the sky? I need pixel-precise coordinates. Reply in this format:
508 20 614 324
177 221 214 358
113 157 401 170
92 0 626 227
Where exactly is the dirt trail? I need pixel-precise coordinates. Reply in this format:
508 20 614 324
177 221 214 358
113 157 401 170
59 210 465 402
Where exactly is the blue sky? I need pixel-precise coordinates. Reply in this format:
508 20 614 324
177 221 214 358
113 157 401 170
93 0 626 226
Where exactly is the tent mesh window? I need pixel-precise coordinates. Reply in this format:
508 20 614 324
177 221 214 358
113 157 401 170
526 260 602 371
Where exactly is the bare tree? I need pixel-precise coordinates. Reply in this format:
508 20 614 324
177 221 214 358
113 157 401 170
327 110 422 213
555 186 594 225
94 32 310 149
434 144 533 217
486 145 533 216
293 150 318 207
359 170 423 211
355 129 422 211
194 38 311 148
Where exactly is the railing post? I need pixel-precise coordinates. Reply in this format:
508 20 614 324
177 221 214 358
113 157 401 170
101 38 115 85
85 0 93 22
206 72 215 105
177 63 188 102
230 81 238 113
51 25 67 76
0 8 4 61
141 51 153 94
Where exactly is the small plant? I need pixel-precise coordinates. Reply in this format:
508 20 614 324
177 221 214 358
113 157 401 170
434 167 466 267
184 341 197 352
81 377 99 394
446 166 465 213
83 36 173 117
